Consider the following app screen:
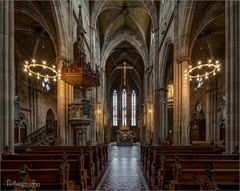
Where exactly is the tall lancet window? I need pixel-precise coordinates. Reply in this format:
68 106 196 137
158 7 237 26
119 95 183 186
113 90 118 126
131 90 136 126
122 89 127 126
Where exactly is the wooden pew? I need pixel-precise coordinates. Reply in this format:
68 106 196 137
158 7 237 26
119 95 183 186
25 149 100 179
15 145 107 178
1 160 70 190
199 167 239 191
3 145 108 190
2 153 95 189
169 156 239 190
141 144 238 190
151 154 239 190
170 168 239 190
142 144 225 179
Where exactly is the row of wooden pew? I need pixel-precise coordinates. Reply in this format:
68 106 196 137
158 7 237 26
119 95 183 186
141 143 239 190
1 145 108 190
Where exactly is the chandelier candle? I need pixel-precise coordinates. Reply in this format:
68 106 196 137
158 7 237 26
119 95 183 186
23 59 61 82
185 59 221 81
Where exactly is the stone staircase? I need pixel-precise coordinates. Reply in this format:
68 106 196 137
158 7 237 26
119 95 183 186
23 121 57 146
35 133 57 146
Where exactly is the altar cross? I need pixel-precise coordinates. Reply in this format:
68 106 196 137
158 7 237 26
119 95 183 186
116 62 133 86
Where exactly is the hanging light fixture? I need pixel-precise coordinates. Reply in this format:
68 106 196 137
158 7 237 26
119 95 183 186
23 59 61 82
184 59 221 81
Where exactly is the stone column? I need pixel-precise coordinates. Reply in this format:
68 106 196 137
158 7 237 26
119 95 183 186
142 71 148 143
225 1 240 153
57 60 66 145
0 1 15 153
173 59 190 145
206 80 217 141
152 28 160 144
146 100 151 144
65 83 73 145
99 71 105 143
206 88 212 141
153 88 160 143
158 88 168 141
68 84 74 145
90 24 97 145
103 71 111 143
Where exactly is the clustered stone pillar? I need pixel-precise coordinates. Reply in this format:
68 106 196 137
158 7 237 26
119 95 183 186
206 79 219 142
0 1 15 153
66 83 74 145
173 59 190 145
153 88 160 143
146 100 152 144
158 88 168 141
225 1 240 153
57 60 67 145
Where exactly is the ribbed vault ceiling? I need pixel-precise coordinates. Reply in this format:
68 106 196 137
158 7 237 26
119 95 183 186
191 2 225 63
95 0 154 93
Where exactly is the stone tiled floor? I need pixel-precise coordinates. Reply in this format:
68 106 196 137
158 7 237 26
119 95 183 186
95 143 149 191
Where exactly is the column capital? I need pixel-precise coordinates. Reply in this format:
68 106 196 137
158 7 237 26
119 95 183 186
157 88 168 92
177 56 191 64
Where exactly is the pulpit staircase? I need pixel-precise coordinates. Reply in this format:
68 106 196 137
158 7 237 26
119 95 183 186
23 120 57 146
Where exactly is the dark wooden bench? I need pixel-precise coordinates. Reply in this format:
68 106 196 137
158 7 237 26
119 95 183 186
2 153 95 189
170 168 239 190
15 145 108 178
168 156 239 190
23 149 101 179
142 144 225 179
140 144 238 190
151 153 239 190
1 159 70 190
3 145 109 190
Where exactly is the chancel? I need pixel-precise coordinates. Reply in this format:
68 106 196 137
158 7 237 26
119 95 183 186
0 0 239 190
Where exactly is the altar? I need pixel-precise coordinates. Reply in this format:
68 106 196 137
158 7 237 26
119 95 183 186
116 126 134 146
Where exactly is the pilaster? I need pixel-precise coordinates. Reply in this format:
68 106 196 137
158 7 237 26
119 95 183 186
225 0 240 153
158 88 168 141
0 1 15 153
173 58 190 145
57 60 67 145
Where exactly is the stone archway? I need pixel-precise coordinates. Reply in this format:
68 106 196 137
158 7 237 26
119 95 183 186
157 41 174 142
190 102 206 142
46 108 55 124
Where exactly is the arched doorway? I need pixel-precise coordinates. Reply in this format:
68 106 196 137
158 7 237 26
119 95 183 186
190 102 206 141
46 109 55 124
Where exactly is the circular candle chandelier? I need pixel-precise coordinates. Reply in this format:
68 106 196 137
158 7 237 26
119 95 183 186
184 59 221 81
23 59 61 82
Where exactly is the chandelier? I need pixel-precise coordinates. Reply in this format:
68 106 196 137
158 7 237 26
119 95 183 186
61 5 100 87
23 59 61 82
185 59 221 81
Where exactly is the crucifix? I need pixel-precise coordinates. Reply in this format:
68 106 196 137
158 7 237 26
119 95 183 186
116 62 133 86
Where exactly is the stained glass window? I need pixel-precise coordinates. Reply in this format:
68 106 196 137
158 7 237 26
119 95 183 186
122 89 127 126
113 90 118 126
42 77 51 92
131 90 136 126
194 78 204 91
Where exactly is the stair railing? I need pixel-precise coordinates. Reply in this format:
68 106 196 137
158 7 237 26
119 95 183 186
23 120 57 145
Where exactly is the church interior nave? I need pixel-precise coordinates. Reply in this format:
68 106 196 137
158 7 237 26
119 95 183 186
0 0 239 190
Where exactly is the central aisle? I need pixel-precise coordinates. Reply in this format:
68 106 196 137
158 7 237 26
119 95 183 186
95 144 149 191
